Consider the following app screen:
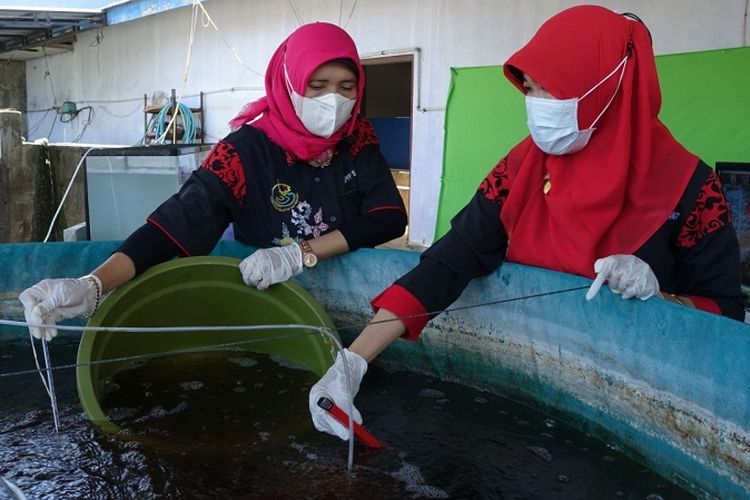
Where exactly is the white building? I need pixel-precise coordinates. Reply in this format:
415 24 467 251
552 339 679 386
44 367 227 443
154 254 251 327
5 0 749 245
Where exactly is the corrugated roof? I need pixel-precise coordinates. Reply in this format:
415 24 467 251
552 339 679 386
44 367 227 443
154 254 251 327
0 6 105 60
0 1 197 60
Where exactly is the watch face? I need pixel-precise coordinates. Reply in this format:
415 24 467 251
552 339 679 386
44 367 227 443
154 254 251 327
303 252 318 268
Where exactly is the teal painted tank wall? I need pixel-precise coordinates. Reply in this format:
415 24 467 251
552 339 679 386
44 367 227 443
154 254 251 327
1 241 748 498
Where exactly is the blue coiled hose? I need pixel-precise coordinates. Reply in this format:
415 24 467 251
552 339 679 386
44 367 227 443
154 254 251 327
148 101 197 143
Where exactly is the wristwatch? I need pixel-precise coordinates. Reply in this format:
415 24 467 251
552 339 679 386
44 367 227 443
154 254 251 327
300 239 318 268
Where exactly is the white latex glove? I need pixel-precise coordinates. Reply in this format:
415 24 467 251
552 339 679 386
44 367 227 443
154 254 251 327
309 348 368 440
586 254 660 301
18 276 101 341
239 243 304 290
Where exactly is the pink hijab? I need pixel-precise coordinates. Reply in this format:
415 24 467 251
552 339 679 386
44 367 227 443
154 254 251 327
229 22 365 162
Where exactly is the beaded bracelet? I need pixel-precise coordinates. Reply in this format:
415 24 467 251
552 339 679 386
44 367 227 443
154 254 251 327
80 274 102 318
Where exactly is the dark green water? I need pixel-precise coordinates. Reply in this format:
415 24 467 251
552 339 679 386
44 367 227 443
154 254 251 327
0 339 693 499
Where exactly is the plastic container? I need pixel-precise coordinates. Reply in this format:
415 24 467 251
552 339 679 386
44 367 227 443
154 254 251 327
76 256 338 433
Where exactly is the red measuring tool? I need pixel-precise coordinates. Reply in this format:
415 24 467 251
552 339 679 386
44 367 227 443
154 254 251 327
317 397 385 448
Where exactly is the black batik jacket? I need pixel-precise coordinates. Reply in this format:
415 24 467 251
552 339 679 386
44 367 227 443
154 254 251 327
119 118 407 274
372 160 744 340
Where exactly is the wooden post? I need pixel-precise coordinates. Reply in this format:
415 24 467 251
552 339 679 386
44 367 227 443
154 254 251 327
170 88 177 144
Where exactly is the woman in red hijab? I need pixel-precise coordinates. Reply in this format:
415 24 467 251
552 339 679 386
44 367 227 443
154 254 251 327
19 22 407 342
309 5 744 441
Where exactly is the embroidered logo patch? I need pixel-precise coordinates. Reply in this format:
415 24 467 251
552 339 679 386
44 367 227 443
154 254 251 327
270 182 299 212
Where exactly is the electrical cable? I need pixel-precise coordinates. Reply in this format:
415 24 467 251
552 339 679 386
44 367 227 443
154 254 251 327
35 145 101 430
333 286 590 334
27 109 52 135
75 96 142 105
286 0 304 26
53 106 95 142
1 320 357 471
58 112 76 124
40 339 60 432
2 284 590 379
343 0 358 29
41 47 58 107
95 102 143 119
26 0 266 429
73 107 95 143
5 286 592 379
25 1 264 144
2 284 588 469
90 27 104 77
192 1 264 77
29 87 259 113
148 3 197 144
46 111 58 139
0 475 25 499
42 146 99 243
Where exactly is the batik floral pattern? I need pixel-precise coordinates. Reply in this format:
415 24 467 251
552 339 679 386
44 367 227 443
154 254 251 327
200 141 246 202
349 118 379 157
291 201 329 238
272 222 297 246
478 157 510 206
676 171 731 248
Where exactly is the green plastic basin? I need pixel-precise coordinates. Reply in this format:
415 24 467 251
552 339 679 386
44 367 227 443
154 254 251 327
76 256 338 433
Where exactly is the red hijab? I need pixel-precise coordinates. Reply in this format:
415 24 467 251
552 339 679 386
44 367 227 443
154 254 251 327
229 22 365 161
500 5 698 278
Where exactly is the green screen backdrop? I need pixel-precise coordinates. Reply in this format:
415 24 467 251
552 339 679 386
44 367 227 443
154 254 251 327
436 46 750 238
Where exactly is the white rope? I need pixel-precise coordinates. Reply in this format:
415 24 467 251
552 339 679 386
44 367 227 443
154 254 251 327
1 318 356 471
42 146 99 243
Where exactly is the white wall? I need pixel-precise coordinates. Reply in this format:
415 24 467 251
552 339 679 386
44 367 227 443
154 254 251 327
25 0 749 246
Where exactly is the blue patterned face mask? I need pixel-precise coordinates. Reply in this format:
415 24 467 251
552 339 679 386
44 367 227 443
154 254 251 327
525 55 628 155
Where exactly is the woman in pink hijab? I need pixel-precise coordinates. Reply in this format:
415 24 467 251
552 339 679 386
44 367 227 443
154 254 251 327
19 22 407 342
230 21 367 166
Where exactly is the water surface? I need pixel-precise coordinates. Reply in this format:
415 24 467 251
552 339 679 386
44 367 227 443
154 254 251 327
0 340 692 499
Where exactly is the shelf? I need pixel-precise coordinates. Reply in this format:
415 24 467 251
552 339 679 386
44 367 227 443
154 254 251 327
144 104 203 114
144 88 205 145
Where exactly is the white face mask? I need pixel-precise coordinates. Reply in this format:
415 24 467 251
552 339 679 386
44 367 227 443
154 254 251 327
525 56 628 155
285 64 356 138
289 91 356 138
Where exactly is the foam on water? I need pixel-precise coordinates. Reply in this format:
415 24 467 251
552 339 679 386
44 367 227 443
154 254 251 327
270 353 308 371
418 388 445 399
227 356 258 368
390 460 448 499
527 446 554 463
178 380 203 391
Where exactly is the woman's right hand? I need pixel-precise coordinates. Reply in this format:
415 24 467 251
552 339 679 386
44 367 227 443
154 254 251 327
308 309 404 439
308 348 368 440
18 276 101 341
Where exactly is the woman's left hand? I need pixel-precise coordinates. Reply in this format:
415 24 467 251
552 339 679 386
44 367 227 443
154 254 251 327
586 254 660 301
239 243 304 290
